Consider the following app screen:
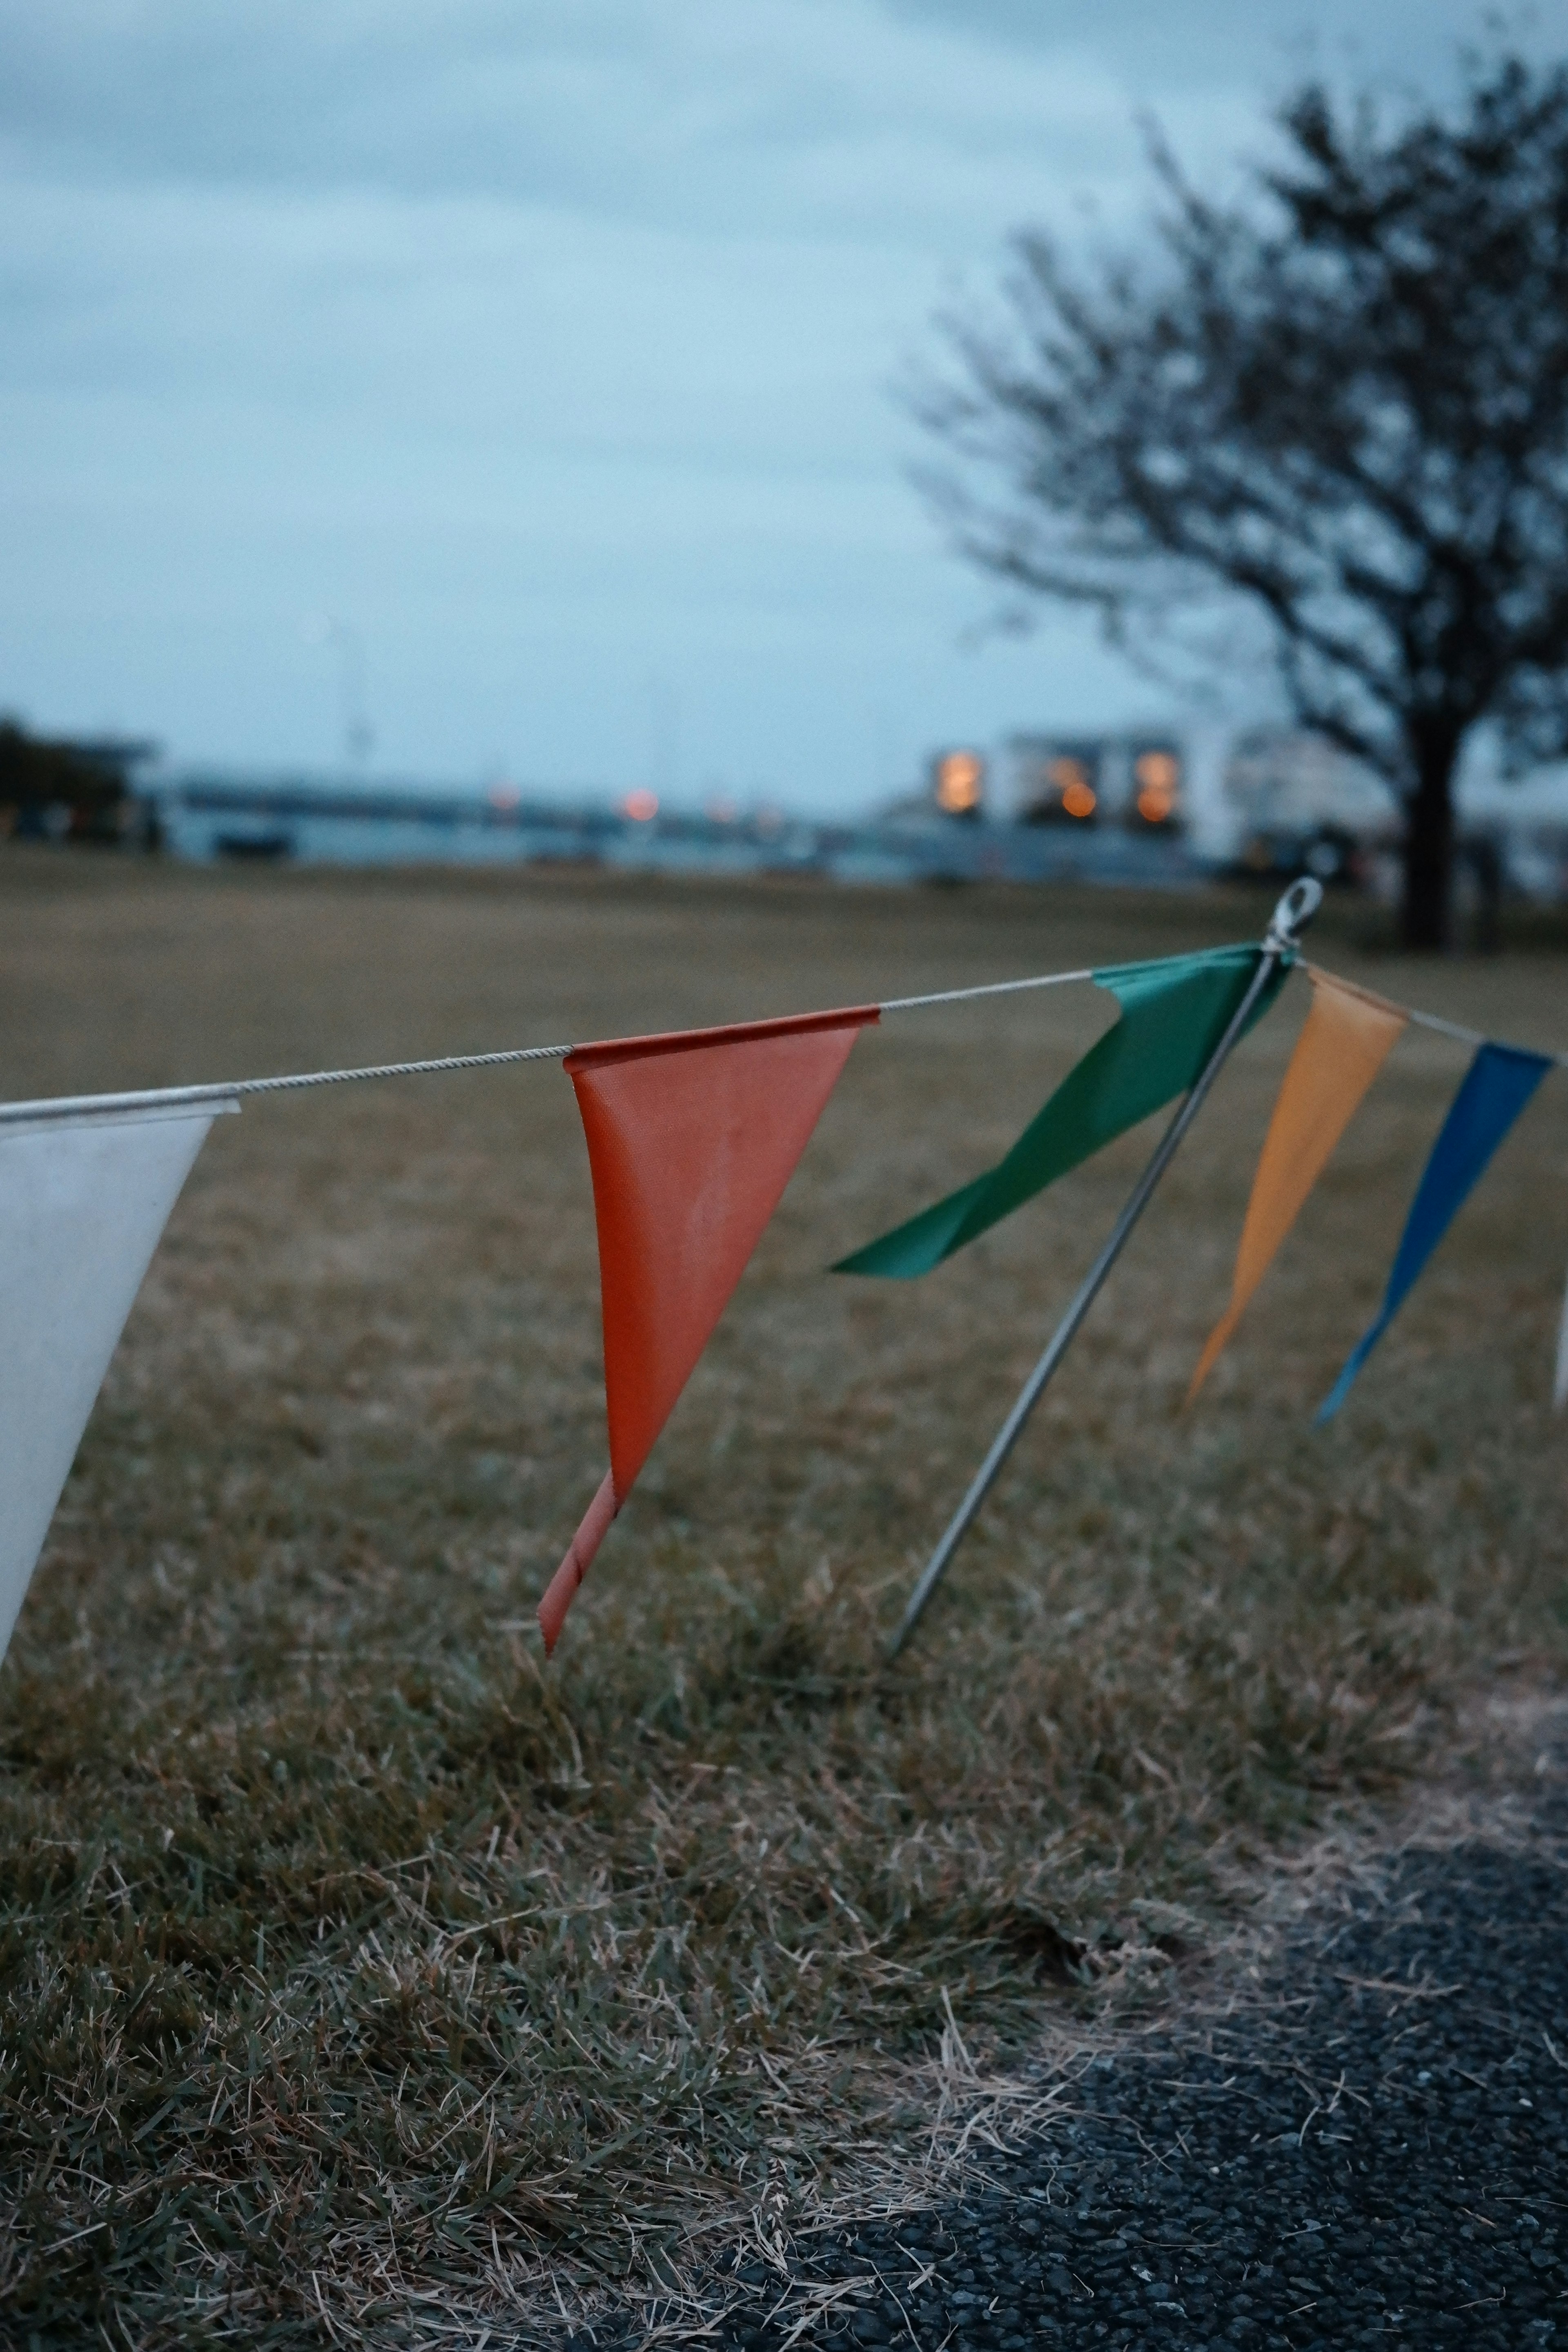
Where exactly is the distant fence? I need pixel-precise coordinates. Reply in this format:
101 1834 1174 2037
146 776 1214 891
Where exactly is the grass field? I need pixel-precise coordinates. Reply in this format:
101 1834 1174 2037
1 853 1566 2347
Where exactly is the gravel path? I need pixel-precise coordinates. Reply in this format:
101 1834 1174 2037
686 1793 1568 2351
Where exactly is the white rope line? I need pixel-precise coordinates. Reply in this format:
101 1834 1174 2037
235 1041 575 1092
0 1042 575 1127
0 966 1103 1125
879 967 1093 1011
1406 1003 1568 1066
1404 1005 1493 1049
2 951 1565 1127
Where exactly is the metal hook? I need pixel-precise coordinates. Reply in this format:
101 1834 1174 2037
1264 874 1325 956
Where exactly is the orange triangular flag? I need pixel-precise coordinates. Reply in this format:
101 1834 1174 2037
538 1005 878 1652
1187 968 1406 1401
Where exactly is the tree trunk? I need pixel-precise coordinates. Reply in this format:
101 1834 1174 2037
1401 728 1461 952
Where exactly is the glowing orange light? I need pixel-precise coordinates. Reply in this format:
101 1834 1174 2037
623 789 659 822
1133 749 1178 824
935 751 983 814
1049 755 1097 820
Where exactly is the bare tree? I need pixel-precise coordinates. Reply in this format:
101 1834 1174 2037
918 47 1568 948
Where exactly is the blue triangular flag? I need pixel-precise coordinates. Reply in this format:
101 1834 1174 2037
1319 1041 1552 1421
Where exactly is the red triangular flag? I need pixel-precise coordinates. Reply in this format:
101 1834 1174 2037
538 1005 878 1653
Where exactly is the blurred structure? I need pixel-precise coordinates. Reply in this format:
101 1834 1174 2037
87 733 1568 906
1003 734 1184 834
0 719 158 846
999 725 1389 880
142 764 1204 888
928 747 985 818
1457 759 1568 909
1216 729 1391 884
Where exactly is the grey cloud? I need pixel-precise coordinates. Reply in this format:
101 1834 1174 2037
0 0 1176 237
0 4 638 202
882 0 1544 92
0 0 1552 797
0 0 1525 265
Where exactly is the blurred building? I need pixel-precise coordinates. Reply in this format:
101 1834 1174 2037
1002 733 1185 834
0 720 158 845
927 746 985 818
993 723 1408 884
1216 727 1392 883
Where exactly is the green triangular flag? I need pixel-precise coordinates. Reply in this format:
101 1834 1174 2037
835 944 1289 1279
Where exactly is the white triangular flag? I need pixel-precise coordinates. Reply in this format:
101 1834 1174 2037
1556 1265 1568 1411
0 1101 235 1664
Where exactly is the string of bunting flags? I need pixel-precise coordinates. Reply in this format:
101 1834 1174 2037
1 905 1564 1672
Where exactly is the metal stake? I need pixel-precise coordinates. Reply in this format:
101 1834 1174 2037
887 876 1323 1660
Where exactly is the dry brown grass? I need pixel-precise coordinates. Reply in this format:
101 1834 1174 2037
0 851 1565 2347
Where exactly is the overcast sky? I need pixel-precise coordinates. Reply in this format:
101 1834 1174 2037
0 3 1544 811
